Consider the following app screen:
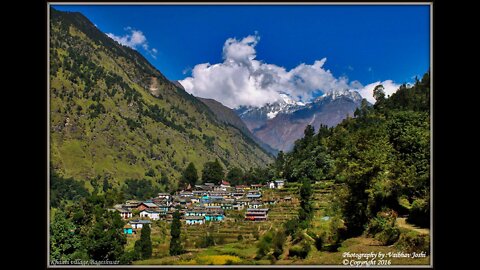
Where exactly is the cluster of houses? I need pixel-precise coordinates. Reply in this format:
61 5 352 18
110 180 287 234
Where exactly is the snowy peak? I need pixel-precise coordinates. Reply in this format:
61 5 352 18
317 89 363 103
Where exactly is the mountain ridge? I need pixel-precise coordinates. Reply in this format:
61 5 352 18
236 89 363 151
49 8 272 187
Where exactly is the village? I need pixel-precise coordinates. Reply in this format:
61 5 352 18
109 180 288 235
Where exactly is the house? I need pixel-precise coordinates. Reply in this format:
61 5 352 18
129 220 152 229
191 197 200 204
274 180 285 189
236 198 250 206
245 208 269 221
247 193 262 199
137 202 159 211
185 216 205 225
250 184 264 190
232 192 245 199
179 191 194 197
185 209 207 217
220 180 231 189
139 209 161 220
123 224 133 235
124 200 141 210
268 181 275 189
235 185 248 191
205 213 224 222
262 199 276 205
233 203 244 210
157 193 171 200
249 200 263 208
220 201 233 210
117 208 133 219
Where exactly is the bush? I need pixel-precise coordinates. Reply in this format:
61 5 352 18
407 198 430 228
288 241 310 259
237 234 243 241
395 231 430 255
366 209 400 245
314 235 324 251
198 234 215 248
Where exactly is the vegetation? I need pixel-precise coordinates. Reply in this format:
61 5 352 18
169 211 183 256
201 159 225 184
50 169 89 208
49 8 272 187
134 224 153 260
50 193 130 264
122 179 160 201
226 167 244 186
277 72 430 237
180 162 198 189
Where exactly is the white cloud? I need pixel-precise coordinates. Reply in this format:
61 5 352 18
180 34 401 108
107 28 157 59
353 80 400 104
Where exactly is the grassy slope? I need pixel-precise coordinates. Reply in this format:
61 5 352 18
49 9 272 186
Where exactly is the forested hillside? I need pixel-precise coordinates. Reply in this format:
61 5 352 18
276 71 430 235
49 8 272 190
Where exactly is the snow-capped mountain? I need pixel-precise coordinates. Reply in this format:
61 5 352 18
235 93 306 131
235 89 364 151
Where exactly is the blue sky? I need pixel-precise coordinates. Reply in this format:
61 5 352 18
52 4 430 107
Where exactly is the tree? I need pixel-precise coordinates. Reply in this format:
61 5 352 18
86 210 127 261
298 177 313 223
159 170 169 186
134 224 152 259
169 211 183 255
181 162 198 189
303 125 315 145
201 159 224 184
50 210 82 261
226 167 244 186
274 151 285 178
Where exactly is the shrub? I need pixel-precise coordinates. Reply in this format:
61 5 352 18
314 235 324 251
407 198 430 228
198 234 215 248
288 241 310 259
395 231 430 255
366 209 400 245
237 234 243 241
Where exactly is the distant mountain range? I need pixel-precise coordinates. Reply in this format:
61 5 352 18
235 89 363 151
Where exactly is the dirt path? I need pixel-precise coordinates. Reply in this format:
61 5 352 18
396 218 430 235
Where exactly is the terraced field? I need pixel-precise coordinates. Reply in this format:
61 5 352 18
132 181 429 265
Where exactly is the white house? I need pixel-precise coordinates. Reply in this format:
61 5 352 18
139 209 161 220
117 208 133 219
129 220 152 229
268 181 275 189
185 216 205 225
274 180 285 189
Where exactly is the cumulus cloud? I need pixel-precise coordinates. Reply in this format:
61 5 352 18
353 80 400 104
180 34 400 108
107 27 157 59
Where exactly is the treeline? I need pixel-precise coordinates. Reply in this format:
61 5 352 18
178 160 272 190
276 71 430 234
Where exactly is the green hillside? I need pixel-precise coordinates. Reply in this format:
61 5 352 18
49 8 272 188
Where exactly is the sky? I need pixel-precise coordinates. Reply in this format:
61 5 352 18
52 4 430 108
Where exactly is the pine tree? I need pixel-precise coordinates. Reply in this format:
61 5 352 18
134 224 152 259
181 162 198 189
169 211 183 255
